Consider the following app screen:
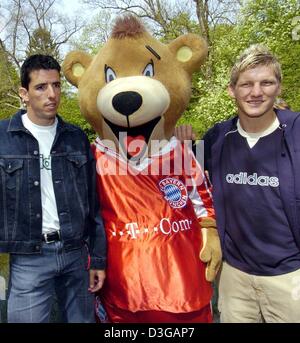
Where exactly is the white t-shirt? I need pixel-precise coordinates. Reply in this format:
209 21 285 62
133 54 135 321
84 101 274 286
22 113 60 235
237 117 280 148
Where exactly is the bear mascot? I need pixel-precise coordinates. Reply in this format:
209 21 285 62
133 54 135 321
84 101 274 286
63 14 222 323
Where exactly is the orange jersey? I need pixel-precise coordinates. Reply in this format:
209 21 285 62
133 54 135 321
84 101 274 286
92 137 215 313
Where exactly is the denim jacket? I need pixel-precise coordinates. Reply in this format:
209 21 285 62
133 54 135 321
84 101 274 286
0 110 106 270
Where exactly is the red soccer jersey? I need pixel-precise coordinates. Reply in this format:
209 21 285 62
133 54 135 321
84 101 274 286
92 137 215 313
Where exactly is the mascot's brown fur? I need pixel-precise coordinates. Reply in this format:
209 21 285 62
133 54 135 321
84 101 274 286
63 15 221 323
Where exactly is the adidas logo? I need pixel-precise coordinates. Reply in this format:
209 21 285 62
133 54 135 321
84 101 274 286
226 172 279 187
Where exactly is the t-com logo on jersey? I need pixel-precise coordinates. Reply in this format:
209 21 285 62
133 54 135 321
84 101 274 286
226 172 279 187
159 177 188 208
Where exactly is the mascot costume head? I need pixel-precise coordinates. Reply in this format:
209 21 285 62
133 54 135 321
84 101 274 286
63 15 207 160
63 14 221 323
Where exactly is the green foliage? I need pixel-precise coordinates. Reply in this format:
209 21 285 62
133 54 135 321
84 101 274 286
59 82 96 142
0 49 20 119
26 28 60 61
162 13 201 41
235 0 300 110
179 66 236 137
178 0 300 137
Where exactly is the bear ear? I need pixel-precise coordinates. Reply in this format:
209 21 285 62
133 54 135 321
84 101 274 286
168 34 208 75
62 51 93 88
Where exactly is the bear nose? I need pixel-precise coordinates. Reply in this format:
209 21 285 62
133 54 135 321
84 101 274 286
112 91 143 116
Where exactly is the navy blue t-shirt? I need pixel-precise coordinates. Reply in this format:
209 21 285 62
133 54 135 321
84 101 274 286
221 128 300 275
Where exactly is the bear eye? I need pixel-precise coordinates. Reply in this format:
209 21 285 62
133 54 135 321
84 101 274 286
143 61 154 77
105 65 117 83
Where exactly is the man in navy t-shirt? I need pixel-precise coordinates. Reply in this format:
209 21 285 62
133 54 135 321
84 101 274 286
206 45 300 322
176 45 300 322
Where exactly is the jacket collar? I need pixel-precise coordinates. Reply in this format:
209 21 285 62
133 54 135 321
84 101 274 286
275 109 300 130
224 109 300 135
7 110 77 133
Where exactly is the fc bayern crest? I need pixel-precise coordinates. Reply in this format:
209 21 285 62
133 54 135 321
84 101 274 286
159 178 188 208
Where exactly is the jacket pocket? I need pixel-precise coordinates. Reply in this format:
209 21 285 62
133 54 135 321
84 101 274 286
0 159 24 189
66 155 88 169
66 154 89 220
0 159 24 240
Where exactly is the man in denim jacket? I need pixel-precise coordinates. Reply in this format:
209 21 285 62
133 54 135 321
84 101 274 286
0 54 106 323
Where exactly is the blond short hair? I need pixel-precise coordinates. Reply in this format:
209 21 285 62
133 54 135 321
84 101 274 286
230 44 282 86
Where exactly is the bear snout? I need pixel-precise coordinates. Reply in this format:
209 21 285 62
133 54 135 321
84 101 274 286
112 91 143 117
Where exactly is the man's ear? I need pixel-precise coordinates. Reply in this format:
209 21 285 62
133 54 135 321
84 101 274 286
227 84 236 99
62 51 92 88
168 33 208 75
19 87 29 103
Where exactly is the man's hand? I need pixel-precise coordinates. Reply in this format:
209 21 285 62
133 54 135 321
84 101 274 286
174 125 197 142
199 228 222 282
88 269 106 293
